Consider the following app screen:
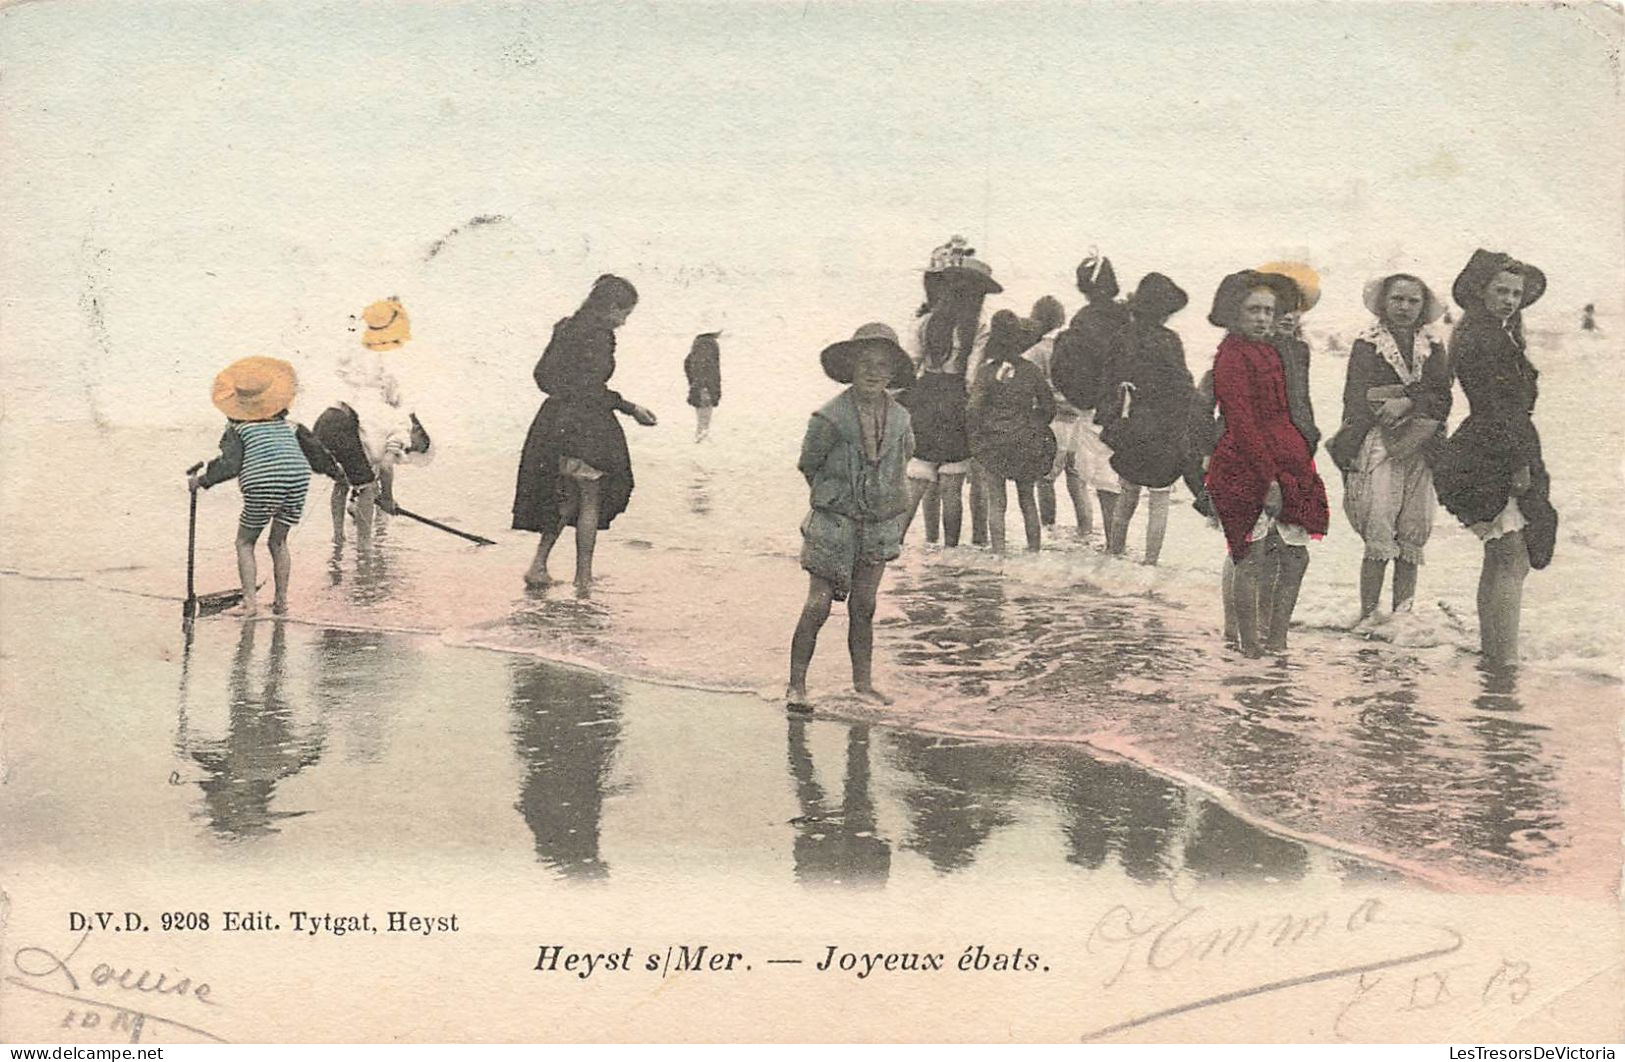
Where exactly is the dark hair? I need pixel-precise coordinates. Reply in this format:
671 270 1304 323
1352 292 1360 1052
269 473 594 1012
1031 295 1065 335
984 310 1026 364
917 271 948 318
578 274 639 320
920 281 986 370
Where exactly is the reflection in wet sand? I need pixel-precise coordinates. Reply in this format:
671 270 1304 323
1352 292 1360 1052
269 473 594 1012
183 621 326 840
887 733 1022 873
313 626 406 764
508 659 623 880
786 719 891 886
1047 753 1184 882
687 468 712 517
1462 667 1562 865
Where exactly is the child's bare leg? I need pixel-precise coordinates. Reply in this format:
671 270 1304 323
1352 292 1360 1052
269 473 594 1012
696 406 712 440
1037 476 1057 527
329 481 347 544
939 473 965 546
1392 558 1419 612
1231 547 1264 656
901 477 930 541
923 480 942 543
788 574 837 705
377 465 397 519
969 464 989 545
1256 534 1282 639
1110 484 1140 554
1221 556 1238 646
1015 479 1042 551
268 521 293 612
983 470 1009 552
1265 542 1309 651
1096 489 1120 546
848 560 891 703
573 478 602 587
235 523 261 616
1065 469 1091 535
1359 557 1388 620
352 482 378 545
1480 532 1529 667
526 532 559 587
1144 490 1170 565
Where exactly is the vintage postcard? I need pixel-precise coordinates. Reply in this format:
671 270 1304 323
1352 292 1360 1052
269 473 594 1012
2 0 1621 1045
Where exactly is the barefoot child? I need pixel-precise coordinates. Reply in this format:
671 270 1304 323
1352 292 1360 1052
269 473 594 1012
1203 271 1329 655
189 357 340 616
787 324 915 711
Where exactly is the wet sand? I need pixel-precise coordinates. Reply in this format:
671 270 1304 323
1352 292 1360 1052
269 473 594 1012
3 576 1389 890
3 571 1617 898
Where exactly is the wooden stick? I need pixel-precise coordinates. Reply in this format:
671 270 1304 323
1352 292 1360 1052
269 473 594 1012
392 505 496 546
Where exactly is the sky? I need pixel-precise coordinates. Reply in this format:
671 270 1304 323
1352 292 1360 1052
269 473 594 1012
1 0 1621 430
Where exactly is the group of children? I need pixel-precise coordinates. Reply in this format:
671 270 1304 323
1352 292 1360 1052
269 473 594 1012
188 246 1553 698
190 298 433 616
789 240 1556 704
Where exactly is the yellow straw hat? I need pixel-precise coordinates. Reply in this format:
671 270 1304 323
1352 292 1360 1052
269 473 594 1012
359 298 412 350
1257 260 1321 313
211 356 298 421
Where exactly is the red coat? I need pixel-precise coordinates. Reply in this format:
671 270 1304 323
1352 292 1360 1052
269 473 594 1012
1204 334 1329 560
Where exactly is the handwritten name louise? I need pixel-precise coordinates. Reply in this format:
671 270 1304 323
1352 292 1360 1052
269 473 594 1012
12 929 216 1006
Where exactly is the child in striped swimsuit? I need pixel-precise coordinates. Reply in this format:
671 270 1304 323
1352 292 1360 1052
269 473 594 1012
190 357 339 616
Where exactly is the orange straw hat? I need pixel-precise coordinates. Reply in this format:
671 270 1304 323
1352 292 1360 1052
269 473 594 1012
1257 260 1321 313
359 298 412 350
211 356 298 421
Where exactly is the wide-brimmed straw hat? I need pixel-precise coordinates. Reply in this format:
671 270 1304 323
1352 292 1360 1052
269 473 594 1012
1127 272 1189 320
1362 273 1447 325
1208 270 1302 329
1257 260 1320 312
1452 248 1546 311
212 356 298 421
820 323 915 387
359 298 412 350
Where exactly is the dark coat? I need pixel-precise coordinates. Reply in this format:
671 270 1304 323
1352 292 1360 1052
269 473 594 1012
684 340 722 408
512 315 638 534
1100 320 1195 489
897 371 972 463
1327 329 1451 473
1051 300 1131 414
968 358 1056 481
1275 334 1321 457
1433 311 1557 569
1204 334 1330 560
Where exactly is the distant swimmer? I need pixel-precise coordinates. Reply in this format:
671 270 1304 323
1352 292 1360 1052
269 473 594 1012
1581 303 1597 332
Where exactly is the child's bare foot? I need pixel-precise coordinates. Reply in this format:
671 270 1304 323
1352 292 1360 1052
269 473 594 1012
785 684 813 713
225 602 259 618
271 600 289 616
523 569 553 589
854 686 893 706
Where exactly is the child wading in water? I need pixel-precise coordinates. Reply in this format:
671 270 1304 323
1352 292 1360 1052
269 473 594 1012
1203 271 1329 655
315 298 434 549
190 357 340 616
787 323 915 711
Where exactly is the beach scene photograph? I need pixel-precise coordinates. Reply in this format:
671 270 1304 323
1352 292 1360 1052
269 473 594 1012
2 0 1622 1045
